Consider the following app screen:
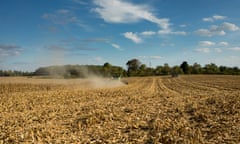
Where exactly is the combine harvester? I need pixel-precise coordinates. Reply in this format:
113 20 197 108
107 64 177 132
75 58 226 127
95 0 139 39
111 75 128 85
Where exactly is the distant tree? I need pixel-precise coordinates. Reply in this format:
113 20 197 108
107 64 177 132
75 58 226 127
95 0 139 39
154 66 163 75
138 64 147 76
126 59 141 76
69 69 80 78
34 67 50 75
172 66 183 75
192 63 202 74
103 62 112 77
103 62 111 68
232 67 239 74
139 64 147 71
145 67 155 76
162 63 171 75
219 66 227 74
110 66 124 77
204 63 219 74
180 61 190 74
0 70 3 76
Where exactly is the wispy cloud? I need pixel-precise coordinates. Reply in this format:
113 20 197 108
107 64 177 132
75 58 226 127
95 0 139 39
149 56 163 60
195 22 239 37
81 38 109 43
202 15 226 22
180 24 187 28
219 41 229 46
228 47 240 51
42 9 77 25
46 45 68 51
111 43 120 49
198 41 216 47
92 0 170 30
195 40 228 53
158 29 187 35
71 0 88 5
123 32 142 44
111 43 123 51
75 47 98 51
194 48 210 53
195 28 225 37
214 48 222 53
42 9 89 30
140 31 156 36
0 44 22 57
62 37 122 51
139 55 163 60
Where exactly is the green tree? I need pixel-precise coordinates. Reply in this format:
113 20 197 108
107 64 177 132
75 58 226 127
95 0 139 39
162 63 171 75
138 64 147 76
192 63 202 74
180 61 190 74
172 66 183 75
145 67 155 76
126 59 141 76
204 63 219 74
103 62 112 77
155 66 163 75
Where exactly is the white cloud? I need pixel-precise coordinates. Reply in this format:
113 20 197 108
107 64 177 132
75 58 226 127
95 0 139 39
203 18 214 22
71 0 88 5
221 22 239 31
161 43 175 47
93 0 170 30
93 0 189 37
202 15 226 22
149 56 163 60
140 31 156 36
219 41 229 46
139 55 163 60
195 48 210 53
123 32 142 43
228 47 240 51
111 43 123 51
158 29 187 35
195 27 225 37
214 48 222 53
195 22 239 37
199 41 216 47
111 43 120 49
180 24 187 27
213 15 226 20
171 31 187 35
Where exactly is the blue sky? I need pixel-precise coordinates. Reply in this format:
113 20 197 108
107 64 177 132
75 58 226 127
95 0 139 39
0 0 240 71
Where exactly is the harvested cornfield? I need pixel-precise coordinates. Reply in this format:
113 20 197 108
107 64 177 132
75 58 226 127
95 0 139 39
0 75 240 143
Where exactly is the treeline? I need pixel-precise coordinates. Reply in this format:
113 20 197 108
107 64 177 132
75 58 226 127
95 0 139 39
33 64 126 78
0 59 240 77
0 70 33 77
126 59 240 76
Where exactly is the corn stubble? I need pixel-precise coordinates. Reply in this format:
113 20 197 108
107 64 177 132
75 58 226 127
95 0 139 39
0 75 240 143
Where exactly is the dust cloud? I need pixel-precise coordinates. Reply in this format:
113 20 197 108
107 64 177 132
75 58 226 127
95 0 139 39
87 76 125 88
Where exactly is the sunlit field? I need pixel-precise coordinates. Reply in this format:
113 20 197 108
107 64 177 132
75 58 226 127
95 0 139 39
0 75 240 143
